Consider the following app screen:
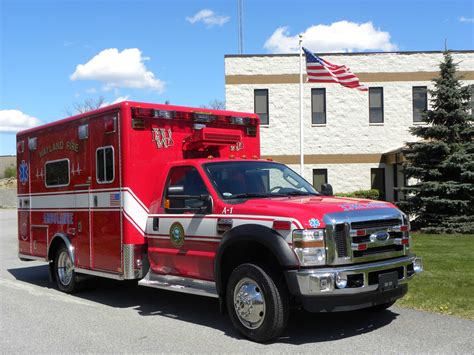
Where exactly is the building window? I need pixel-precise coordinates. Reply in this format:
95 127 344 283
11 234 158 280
413 86 428 122
45 159 70 187
371 168 386 200
96 146 114 184
254 89 269 125
312 169 328 192
311 88 326 124
369 87 384 123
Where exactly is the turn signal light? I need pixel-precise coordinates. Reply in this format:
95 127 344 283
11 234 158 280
272 221 291 231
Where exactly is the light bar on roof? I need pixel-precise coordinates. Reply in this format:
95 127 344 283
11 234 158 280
153 109 176 119
194 113 217 123
28 137 38 151
229 116 250 125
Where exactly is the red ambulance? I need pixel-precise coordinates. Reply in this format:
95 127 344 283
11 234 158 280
17 101 422 342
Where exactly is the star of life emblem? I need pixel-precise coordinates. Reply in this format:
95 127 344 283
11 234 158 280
19 160 29 185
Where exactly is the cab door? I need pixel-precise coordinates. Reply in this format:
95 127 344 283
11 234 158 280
148 166 217 280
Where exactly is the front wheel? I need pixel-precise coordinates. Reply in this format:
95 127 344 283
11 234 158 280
54 246 80 293
226 263 289 342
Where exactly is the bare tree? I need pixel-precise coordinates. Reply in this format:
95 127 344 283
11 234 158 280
201 99 225 110
64 96 105 116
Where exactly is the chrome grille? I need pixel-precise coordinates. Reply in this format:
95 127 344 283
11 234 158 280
334 224 348 257
351 218 401 230
353 245 404 258
324 208 409 266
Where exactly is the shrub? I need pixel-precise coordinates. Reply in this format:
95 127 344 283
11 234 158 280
336 189 380 201
4 166 16 179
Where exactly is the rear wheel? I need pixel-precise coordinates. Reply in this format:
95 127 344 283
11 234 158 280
54 246 80 293
226 263 289 342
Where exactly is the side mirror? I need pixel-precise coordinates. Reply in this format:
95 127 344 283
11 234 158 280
321 183 333 196
166 186 213 214
199 194 213 214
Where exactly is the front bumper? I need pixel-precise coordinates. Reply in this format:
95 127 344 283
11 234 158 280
285 255 422 312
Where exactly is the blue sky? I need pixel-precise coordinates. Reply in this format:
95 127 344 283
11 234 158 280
1 0 473 155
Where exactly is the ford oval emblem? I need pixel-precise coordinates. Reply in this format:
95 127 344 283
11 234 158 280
371 231 390 242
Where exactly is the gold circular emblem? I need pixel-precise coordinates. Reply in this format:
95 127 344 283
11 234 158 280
169 222 185 248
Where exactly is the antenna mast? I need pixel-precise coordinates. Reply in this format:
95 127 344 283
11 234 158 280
238 0 244 54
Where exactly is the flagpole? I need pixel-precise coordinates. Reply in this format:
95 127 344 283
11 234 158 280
299 34 304 176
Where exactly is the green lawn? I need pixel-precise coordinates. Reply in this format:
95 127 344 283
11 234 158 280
397 234 474 320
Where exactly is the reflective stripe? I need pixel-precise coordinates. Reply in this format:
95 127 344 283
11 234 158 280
19 188 305 239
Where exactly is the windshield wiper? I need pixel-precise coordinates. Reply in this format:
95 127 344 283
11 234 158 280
226 192 275 199
284 191 319 196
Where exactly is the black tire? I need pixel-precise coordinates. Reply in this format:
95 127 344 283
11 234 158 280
368 301 396 312
226 263 289 342
54 245 80 293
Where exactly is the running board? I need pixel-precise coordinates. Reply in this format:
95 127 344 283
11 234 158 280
138 272 219 298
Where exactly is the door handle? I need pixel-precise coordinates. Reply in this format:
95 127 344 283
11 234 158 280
94 196 98 207
153 218 159 231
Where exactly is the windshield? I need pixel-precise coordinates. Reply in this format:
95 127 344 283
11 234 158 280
203 161 318 200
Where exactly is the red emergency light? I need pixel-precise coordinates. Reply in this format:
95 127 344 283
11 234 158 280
131 107 257 126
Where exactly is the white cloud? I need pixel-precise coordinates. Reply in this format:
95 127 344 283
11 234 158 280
264 21 397 54
100 95 130 108
0 110 42 133
186 9 230 27
70 48 165 93
85 87 97 94
459 16 474 23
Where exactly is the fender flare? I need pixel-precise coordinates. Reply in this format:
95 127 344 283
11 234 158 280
214 224 299 295
47 233 74 282
47 233 75 261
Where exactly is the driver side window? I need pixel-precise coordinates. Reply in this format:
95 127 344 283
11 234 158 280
165 166 209 211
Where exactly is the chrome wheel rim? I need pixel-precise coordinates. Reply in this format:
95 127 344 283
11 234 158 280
57 250 73 286
233 277 266 329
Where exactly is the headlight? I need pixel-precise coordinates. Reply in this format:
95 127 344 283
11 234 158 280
292 229 326 266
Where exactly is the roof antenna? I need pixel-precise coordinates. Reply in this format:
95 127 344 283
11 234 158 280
238 0 244 54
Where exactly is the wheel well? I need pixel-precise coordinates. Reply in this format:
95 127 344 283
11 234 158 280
47 236 68 282
219 240 287 298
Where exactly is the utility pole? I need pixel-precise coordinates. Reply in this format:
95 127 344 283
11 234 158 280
238 0 243 54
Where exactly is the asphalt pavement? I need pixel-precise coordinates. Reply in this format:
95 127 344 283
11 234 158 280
1 209 473 353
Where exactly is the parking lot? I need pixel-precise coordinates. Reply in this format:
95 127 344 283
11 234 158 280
1 209 473 353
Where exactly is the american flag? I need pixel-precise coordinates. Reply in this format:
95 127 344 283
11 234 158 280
303 47 368 91
109 193 121 207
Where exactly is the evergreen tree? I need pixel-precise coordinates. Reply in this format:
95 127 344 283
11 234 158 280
399 50 473 233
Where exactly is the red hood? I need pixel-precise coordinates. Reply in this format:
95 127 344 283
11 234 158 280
228 196 396 229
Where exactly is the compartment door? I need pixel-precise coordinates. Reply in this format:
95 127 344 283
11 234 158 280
89 114 122 273
31 225 48 257
75 184 91 268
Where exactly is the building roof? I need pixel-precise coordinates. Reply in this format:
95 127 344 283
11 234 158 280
225 50 474 58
